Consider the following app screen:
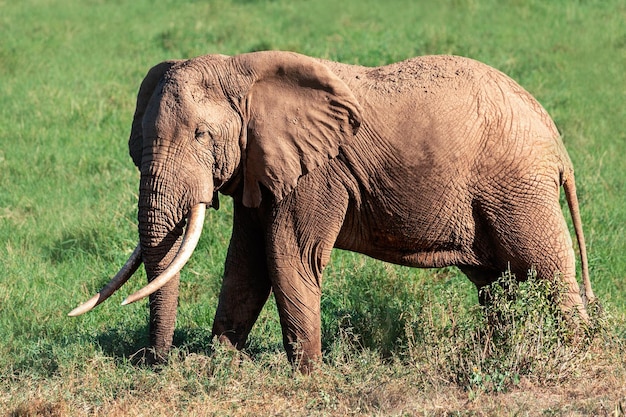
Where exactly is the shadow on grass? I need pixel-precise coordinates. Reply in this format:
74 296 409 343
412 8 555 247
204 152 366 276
95 325 150 361
9 323 222 377
93 325 219 365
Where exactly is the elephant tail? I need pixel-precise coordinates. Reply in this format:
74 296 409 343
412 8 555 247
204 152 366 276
562 171 596 305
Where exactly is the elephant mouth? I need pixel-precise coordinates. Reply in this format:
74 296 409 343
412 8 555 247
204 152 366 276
67 203 207 316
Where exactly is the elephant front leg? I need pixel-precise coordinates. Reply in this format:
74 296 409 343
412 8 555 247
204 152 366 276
270 258 324 373
265 186 349 372
212 259 271 350
212 204 272 350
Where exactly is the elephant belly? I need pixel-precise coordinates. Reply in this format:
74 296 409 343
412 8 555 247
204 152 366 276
334 136 483 270
335 199 480 270
356 231 477 270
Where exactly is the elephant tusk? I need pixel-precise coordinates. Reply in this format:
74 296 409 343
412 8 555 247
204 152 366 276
68 244 143 316
121 203 206 306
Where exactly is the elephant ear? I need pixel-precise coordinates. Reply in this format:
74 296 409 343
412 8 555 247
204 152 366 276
129 60 183 168
236 52 362 208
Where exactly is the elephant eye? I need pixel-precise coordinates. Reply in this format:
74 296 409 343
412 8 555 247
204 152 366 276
194 127 211 144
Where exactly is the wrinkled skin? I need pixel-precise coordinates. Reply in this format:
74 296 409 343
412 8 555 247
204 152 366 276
125 51 592 371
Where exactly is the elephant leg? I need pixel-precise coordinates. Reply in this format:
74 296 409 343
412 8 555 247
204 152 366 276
266 176 349 372
487 196 588 321
270 257 324 373
212 203 272 350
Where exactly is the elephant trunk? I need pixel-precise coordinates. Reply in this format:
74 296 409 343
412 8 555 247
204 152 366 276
133 170 210 354
137 182 182 354
68 164 209 358
67 178 207 318
123 203 206 306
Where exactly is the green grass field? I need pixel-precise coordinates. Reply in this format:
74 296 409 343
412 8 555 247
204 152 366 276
1 0 625 415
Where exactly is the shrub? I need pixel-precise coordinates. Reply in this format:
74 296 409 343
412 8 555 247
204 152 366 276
400 269 604 394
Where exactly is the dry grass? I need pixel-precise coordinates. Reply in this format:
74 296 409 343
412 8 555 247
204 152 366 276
4 351 625 416
5 274 626 416
4 318 625 417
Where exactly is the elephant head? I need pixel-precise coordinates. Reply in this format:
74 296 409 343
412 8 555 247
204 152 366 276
69 51 362 355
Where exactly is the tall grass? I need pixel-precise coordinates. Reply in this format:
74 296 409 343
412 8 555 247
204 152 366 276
1 0 625 414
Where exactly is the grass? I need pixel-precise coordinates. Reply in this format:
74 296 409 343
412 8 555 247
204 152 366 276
1 0 626 414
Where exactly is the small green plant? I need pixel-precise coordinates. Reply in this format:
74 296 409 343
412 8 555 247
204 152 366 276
403 269 602 394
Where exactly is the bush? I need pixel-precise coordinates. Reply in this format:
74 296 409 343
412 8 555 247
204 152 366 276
399 269 604 395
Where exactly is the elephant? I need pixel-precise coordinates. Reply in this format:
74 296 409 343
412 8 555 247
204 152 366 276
69 51 595 372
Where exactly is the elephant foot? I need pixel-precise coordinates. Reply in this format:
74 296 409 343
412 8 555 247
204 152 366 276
295 355 321 374
129 347 169 367
285 340 322 374
208 335 251 372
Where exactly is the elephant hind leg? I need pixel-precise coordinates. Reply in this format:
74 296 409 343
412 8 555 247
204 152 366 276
484 199 588 322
